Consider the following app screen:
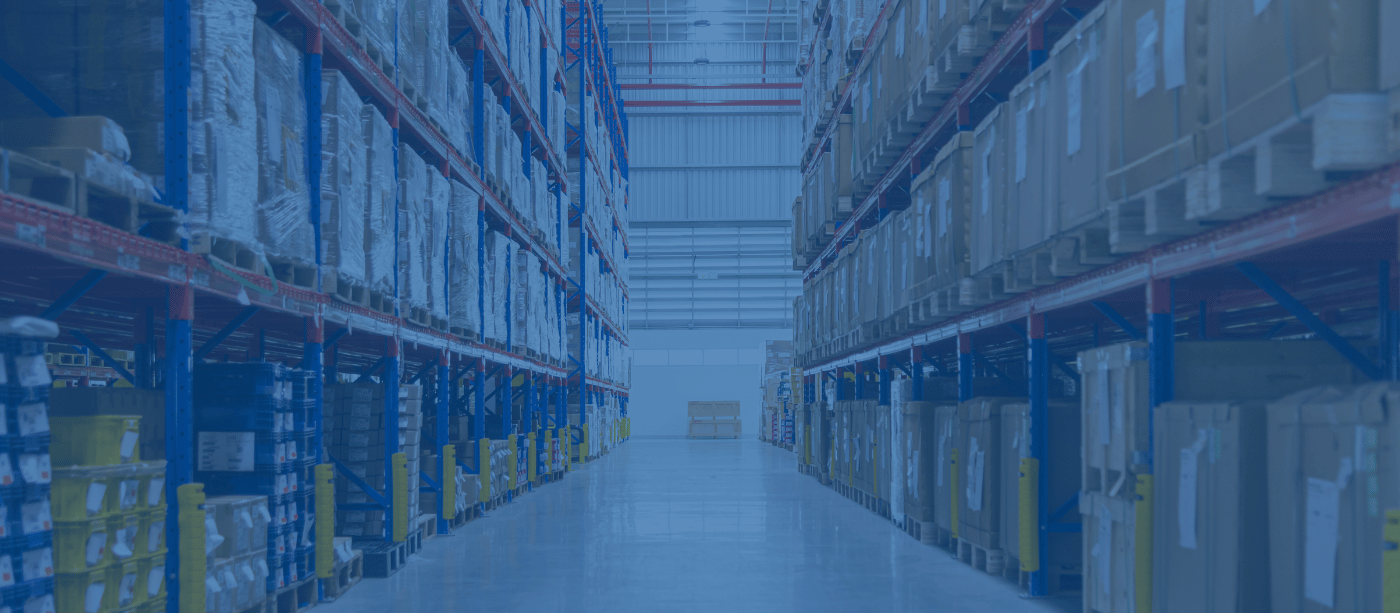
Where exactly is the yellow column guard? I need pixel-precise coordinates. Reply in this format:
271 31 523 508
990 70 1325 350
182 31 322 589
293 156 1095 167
392 452 408 542
315 464 334 578
178 483 206 613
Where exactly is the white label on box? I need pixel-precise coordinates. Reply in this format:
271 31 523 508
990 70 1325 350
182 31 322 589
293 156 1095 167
1066 64 1084 155
148 565 165 597
112 524 134 559
86 482 107 516
0 454 14 486
966 437 984 512
118 480 138 510
257 504 271 523
1134 11 1158 98
276 443 286 464
0 502 7 537
84 583 104 613
1304 459 1353 607
17 404 47 436
0 354 7 385
22 548 53 579
84 531 107 566
204 515 223 555
0 555 12 586
277 473 289 495
14 355 50 388
1177 429 1209 550
21 500 52 534
980 126 995 214
205 576 221 594
18 454 49 484
197 432 255 472
118 569 136 605
147 477 164 507
277 505 287 525
148 520 164 553
118 431 138 462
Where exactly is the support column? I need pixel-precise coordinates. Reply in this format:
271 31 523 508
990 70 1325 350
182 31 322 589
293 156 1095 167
957 333 973 402
436 349 450 534
1026 313 1049 596
1147 278 1174 465
474 358 486 472
877 356 891 406
853 363 865 400
304 317 324 463
383 337 400 541
1383 260 1398 380
164 284 193 611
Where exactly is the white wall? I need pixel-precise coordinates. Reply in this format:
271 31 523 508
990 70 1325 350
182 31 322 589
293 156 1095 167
629 328 792 436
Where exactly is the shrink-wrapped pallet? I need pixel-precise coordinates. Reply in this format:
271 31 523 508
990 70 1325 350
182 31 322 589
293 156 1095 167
254 21 313 266
1049 6 1110 239
916 131 975 294
1002 66 1054 259
970 107 1009 277
957 397 1021 561
356 0 395 63
484 231 515 343
0 0 261 252
399 148 430 310
427 169 450 321
446 52 473 161
449 181 482 336
321 70 367 286
361 105 397 296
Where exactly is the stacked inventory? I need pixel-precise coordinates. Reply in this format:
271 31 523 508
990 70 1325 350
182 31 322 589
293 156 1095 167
0 318 57 612
325 383 386 539
203 495 270 613
192 363 311 597
760 341 794 446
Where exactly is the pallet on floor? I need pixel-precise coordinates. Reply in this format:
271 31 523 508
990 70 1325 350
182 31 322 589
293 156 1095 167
357 539 409 578
323 269 369 306
956 538 1007 577
318 543 364 602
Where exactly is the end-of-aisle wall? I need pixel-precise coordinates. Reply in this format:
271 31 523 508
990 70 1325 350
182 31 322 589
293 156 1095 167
629 328 792 436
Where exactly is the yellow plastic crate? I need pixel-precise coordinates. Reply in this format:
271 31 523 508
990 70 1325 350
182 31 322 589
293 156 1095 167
101 461 167 515
131 461 166 511
105 560 142 610
55 519 111 573
52 465 122 521
51 416 142 467
136 555 165 604
55 569 107 613
137 510 166 557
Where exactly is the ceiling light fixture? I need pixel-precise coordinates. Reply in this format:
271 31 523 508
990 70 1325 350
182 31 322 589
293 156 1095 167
693 19 711 27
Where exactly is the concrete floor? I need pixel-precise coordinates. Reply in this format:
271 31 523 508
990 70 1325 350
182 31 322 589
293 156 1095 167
317 438 1077 613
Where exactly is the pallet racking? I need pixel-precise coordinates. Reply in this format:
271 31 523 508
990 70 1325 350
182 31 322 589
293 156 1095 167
795 0 1400 598
0 0 630 609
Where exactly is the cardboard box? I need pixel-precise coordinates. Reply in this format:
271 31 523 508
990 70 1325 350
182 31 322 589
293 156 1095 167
206 495 269 560
1266 384 1399 613
957 397 1020 550
902 401 941 530
1152 400 1270 613
0 116 131 161
1082 488 1144 613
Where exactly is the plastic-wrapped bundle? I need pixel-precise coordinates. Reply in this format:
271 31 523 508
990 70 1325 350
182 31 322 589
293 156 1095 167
446 53 473 161
513 250 534 354
483 90 500 185
399 148 430 310
361 105 396 296
484 231 514 343
426 169 450 321
421 0 450 129
0 1 260 254
398 0 427 98
356 0 394 61
321 70 367 285
449 181 481 336
254 21 313 265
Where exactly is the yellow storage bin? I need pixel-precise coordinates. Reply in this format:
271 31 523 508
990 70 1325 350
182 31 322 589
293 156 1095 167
55 569 108 613
55 519 111 573
137 510 165 557
53 466 121 521
105 462 166 515
105 560 142 610
136 555 166 604
51 416 141 467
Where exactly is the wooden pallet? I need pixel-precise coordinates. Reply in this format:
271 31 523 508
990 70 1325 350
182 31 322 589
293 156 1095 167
318 547 364 602
357 540 408 578
239 576 318 613
267 255 317 289
1 148 180 244
956 538 1007 577
191 232 267 277
323 270 369 307
368 290 396 314
1 148 77 212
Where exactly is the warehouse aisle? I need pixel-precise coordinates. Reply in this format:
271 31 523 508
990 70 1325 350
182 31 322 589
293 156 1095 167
317 439 1073 613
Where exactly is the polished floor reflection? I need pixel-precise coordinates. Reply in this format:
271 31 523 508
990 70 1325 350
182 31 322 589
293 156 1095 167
317 438 1075 613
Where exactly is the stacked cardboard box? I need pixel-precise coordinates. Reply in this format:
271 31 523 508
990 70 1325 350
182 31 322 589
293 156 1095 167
327 383 387 538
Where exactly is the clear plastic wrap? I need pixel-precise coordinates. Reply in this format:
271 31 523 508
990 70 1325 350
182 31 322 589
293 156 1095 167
427 169 450 320
321 70 367 284
361 105 396 295
399 148 430 309
449 180 481 336
254 20 313 264
356 0 395 58
398 0 427 96
422 0 450 129
484 232 514 343
446 53 473 161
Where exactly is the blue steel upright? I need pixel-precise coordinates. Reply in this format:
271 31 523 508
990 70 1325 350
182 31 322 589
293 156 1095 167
1027 313 1049 597
383 337 400 541
436 350 450 534
1147 278 1174 467
957 333 973 402
163 0 191 603
910 347 924 401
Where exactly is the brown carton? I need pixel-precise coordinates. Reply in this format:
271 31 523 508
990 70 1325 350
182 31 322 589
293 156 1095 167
957 397 1020 551
1152 400 1271 613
